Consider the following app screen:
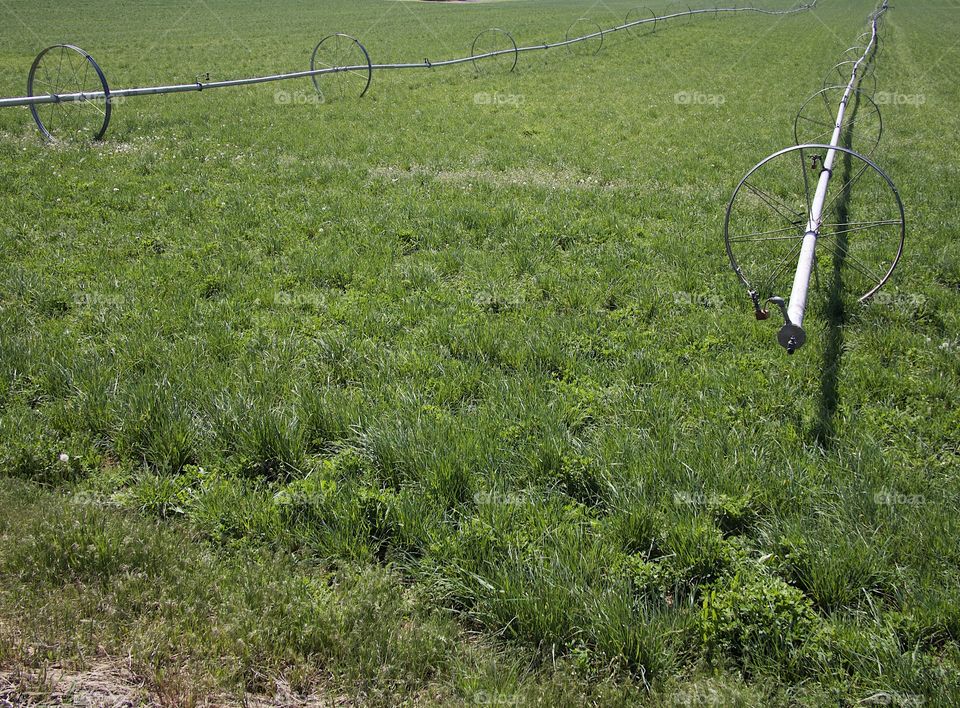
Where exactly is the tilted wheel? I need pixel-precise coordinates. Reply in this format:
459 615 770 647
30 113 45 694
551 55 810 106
311 33 372 100
664 3 696 22
823 61 877 98
725 144 904 308
625 7 657 36
795 86 882 158
856 31 880 57
27 44 111 142
838 45 874 68
470 28 518 74
565 18 604 56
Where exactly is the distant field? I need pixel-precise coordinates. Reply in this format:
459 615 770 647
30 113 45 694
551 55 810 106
1 0 959 704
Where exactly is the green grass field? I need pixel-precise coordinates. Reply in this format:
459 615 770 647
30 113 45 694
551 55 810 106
1 0 959 704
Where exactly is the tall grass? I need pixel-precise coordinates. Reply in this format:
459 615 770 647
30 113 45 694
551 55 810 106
1 0 959 702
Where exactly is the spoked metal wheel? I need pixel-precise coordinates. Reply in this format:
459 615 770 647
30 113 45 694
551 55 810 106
470 28 518 74
724 144 904 308
27 44 111 142
311 33 372 101
856 31 880 57
664 3 696 22
838 45 871 65
625 7 657 36
794 86 882 158
823 61 877 98
565 19 603 56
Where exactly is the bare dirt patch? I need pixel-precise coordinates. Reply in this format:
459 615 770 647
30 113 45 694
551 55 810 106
0 659 148 707
0 658 346 707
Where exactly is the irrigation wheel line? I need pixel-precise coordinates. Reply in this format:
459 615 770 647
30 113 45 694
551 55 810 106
1 0 818 142
725 0 900 354
724 143 905 314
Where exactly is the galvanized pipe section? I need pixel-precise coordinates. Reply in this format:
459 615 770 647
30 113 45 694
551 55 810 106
0 1 815 110
779 0 887 353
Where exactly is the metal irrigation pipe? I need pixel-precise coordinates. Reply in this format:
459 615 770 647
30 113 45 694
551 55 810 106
775 2 888 353
0 1 816 114
724 1 900 355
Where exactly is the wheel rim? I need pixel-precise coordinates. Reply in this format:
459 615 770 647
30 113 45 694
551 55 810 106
565 19 604 56
794 86 883 158
27 44 111 142
725 144 905 305
311 33 372 101
823 61 877 99
470 29 518 74
624 7 657 36
839 45 874 70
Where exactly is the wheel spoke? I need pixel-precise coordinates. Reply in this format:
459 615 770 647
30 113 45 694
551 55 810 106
730 233 806 244
822 161 870 216
743 180 806 226
55 47 65 94
66 51 82 89
41 59 55 91
821 219 901 237
80 60 90 93
831 243 885 283
839 108 876 135
346 68 369 84
47 98 61 133
729 224 805 242
81 98 106 116
797 114 835 130
760 236 807 293
805 124 839 143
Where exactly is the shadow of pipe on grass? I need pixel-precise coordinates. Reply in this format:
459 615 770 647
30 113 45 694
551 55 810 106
811 91 864 448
